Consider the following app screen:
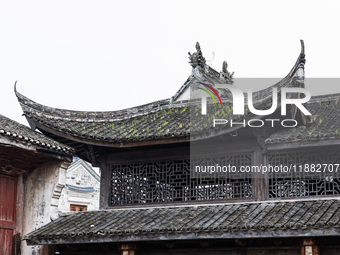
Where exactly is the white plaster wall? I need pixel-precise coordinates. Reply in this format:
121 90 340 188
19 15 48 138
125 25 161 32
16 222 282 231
21 160 69 255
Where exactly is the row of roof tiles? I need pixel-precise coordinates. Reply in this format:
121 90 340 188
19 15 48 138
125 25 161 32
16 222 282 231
25 199 340 244
0 114 74 154
266 96 340 143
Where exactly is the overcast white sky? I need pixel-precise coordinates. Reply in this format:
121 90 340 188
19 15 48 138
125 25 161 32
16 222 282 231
1 1 340 125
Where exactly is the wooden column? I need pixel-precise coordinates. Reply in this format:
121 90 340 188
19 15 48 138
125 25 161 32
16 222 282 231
252 128 269 201
253 143 268 201
301 238 320 255
118 244 138 255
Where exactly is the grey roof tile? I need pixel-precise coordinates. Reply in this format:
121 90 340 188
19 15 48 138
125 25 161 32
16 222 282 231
266 95 340 144
24 199 340 244
0 113 74 154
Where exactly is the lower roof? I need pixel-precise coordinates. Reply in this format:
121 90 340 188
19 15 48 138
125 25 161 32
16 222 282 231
0 113 74 155
25 198 340 245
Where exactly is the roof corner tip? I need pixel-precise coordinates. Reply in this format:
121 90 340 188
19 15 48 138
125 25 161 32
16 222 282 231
14 81 28 103
14 80 18 95
14 80 23 100
297 40 306 68
300 39 305 55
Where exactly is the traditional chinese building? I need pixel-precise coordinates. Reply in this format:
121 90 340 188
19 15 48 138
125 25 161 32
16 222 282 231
0 114 74 255
17 41 340 255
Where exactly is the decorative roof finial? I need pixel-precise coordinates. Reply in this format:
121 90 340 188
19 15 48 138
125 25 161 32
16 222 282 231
188 42 206 68
221 61 234 80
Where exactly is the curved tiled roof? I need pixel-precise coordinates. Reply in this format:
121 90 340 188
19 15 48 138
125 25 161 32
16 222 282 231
24 199 340 245
16 41 306 147
266 93 340 144
0 114 74 154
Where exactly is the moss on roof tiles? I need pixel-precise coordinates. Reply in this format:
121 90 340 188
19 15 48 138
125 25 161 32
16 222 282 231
266 97 340 144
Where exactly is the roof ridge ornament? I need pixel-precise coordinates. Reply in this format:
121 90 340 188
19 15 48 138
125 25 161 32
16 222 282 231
220 60 234 81
188 42 234 83
188 42 206 68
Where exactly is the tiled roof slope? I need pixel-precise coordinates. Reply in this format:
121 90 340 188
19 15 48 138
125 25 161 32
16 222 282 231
15 42 306 146
17 90 191 143
24 199 340 245
0 114 74 154
266 93 340 144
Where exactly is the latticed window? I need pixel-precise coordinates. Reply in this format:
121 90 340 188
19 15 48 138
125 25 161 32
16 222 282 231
110 154 254 206
268 146 340 198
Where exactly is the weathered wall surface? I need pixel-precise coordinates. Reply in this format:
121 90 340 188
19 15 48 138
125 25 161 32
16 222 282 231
21 160 70 255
